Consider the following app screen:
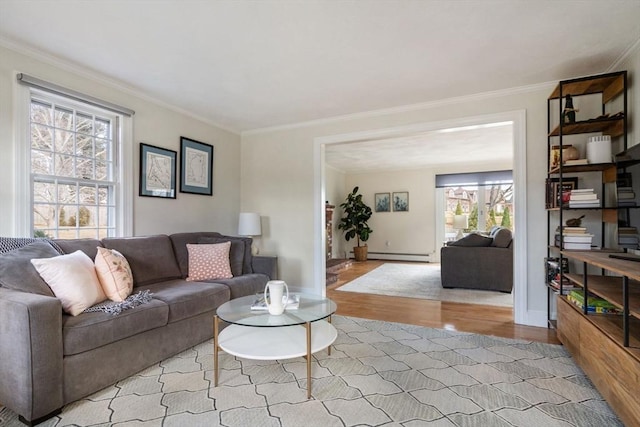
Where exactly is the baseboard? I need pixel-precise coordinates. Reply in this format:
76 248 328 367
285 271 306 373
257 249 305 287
351 251 432 262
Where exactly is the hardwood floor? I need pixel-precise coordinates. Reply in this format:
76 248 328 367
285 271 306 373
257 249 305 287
327 260 560 345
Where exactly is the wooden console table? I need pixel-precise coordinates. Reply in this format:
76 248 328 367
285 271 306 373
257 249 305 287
557 250 640 425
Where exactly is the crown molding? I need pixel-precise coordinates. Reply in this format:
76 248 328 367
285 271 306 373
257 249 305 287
0 35 240 135
609 36 640 72
243 82 555 136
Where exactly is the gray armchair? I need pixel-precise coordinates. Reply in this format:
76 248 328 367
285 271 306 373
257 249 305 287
440 227 513 293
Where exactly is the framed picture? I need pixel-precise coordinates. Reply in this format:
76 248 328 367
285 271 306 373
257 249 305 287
545 177 578 208
139 143 176 199
375 193 390 212
392 192 409 212
180 136 213 195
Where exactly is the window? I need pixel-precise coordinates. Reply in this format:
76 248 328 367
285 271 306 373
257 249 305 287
29 93 120 239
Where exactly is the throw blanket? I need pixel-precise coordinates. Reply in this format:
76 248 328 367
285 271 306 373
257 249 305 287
84 290 154 316
0 237 64 254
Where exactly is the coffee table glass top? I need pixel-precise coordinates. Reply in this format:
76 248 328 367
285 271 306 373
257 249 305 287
216 294 336 327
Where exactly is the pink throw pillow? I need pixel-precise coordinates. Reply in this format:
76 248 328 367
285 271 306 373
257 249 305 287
186 242 233 281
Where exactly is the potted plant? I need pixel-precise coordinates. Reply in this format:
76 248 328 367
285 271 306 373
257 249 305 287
338 186 373 261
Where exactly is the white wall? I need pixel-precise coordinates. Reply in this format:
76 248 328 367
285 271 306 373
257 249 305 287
324 165 346 258
340 160 513 260
0 44 241 237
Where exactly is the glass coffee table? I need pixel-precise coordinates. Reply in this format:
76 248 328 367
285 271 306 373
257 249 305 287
214 294 337 398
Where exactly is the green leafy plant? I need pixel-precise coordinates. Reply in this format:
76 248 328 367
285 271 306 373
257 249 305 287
338 186 373 247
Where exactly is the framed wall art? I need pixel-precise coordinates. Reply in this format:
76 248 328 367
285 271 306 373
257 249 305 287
392 192 409 212
139 143 176 199
375 193 390 212
180 136 213 195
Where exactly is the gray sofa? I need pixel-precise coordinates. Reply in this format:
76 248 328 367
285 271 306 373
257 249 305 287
0 232 277 425
440 226 513 293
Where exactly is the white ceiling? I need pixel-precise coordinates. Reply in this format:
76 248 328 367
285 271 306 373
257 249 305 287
0 1 638 172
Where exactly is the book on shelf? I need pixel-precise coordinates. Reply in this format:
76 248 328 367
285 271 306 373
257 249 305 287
567 290 622 314
557 226 588 233
549 280 581 292
568 201 600 208
562 234 594 243
562 242 592 250
251 294 300 311
563 158 589 166
619 226 638 234
569 193 598 201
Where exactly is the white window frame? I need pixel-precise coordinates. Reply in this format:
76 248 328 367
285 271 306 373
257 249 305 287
15 84 133 237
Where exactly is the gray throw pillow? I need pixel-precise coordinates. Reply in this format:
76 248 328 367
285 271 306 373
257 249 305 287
198 237 245 277
448 233 493 247
0 241 59 296
491 228 512 248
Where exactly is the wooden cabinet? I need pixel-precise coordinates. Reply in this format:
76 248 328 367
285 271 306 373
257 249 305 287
557 251 640 426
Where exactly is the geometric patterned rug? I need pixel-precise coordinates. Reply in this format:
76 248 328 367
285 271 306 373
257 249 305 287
0 316 621 426
337 263 514 307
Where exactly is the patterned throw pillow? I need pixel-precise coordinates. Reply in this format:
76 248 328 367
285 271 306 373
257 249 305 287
31 250 107 316
186 242 233 281
95 247 134 302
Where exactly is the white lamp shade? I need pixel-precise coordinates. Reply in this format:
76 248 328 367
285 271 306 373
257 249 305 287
238 213 262 236
453 214 468 230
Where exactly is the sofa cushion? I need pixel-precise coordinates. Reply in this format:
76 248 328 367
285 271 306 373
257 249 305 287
95 247 134 302
186 242 233 281
491 228 512 248
206 273 270 299
198 236 245 277
62 298 169 356
31 250 107 316
54 238 104 259
137 279 230 323
448 233 493 247
0 241 58 296
102 235 182 287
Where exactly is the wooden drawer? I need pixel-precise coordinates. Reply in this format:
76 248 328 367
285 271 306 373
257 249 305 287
556 296 581 362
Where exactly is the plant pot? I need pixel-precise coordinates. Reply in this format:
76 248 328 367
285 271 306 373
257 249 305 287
353 246 368 262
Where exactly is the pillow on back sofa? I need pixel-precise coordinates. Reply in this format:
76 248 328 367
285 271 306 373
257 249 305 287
448 233 493 247
31 250 107 316
186 242 233 281
95 247 134 302
198 236 244 277
490 227 512 248
0 241 58 296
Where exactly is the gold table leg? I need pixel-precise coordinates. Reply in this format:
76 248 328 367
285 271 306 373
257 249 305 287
328 316 332 356
214 315 219 386
306 321 311 399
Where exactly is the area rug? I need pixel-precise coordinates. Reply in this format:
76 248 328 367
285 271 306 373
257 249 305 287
0 316 620 427
337 263 513 307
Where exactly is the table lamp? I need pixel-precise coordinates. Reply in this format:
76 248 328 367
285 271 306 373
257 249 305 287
453 214 468 240
238 212 262 254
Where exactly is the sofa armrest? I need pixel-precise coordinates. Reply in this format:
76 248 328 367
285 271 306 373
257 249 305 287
0 287 64 423
252 255 277 279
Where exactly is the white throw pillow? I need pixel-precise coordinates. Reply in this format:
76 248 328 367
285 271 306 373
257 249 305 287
186 242 233 281
94 247 134 302
31 250 107 316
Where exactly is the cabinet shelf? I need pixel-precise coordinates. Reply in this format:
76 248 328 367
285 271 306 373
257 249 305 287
548 116 624 138
563 273 640 319
548 72 625 102
548 162 616 175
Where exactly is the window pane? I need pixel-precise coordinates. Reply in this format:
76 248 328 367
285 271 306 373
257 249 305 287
95 161 108 180
33 181 55 203
77 158 95 180
79 228 98 239
62 205 78 227
31 150 53 174
31 124 53 150
33 204 56 229
31 100 52 125
76 112 93 135
79 185 96 204
54 154 75 177
76 133 94 157
79 206 96 226
57 183 77 205
54 106 73 130
54 129 74 154
95 118 109 138
95 138 109 161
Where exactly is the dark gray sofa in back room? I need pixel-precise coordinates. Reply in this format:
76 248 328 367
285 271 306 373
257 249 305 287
0 232 277 425
440 226 513 293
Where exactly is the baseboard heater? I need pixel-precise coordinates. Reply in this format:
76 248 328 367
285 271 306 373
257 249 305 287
349 251 432 262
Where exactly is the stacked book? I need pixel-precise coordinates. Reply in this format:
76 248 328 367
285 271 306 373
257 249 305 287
568 189 600 208
567 290 622 314
617 187 637 207
618 226 639 249
555 226 593 250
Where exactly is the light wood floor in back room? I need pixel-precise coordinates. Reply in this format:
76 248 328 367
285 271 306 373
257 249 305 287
326 260 560 345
